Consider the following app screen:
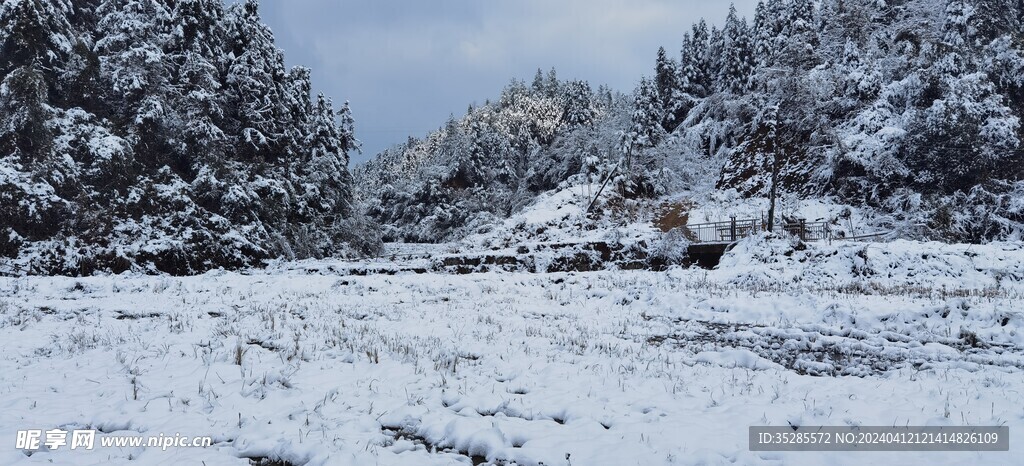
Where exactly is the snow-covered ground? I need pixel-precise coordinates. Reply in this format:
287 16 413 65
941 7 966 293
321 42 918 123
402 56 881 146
461 186 659 252
1 237 1023 465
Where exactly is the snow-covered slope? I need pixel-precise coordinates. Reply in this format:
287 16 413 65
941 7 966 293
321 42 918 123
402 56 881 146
716 233 1024 290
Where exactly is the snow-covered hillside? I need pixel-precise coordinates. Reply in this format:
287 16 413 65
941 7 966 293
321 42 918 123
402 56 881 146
357 0 1024 249
2 239 1022 465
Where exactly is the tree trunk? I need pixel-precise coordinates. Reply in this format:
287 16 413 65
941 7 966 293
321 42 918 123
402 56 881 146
767 152 780 233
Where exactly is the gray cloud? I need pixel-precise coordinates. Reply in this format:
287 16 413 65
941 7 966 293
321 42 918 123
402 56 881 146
250 0 758 162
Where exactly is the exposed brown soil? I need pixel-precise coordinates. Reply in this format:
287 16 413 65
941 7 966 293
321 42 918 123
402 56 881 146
654 200 693 233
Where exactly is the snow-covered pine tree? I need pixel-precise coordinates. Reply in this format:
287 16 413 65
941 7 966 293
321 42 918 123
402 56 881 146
654 47 684 131
984 34 1024 120
675 32 701 124
679 33 697 91
626 77 663 155
531 68 545 94
223 0 287 162
281 66 313 159
176 49 226 177
174 0 224 52
337 100 360 165
305 94 353 216
92 0 179 181
708 25 726 93
561 80 598 127
2 0 128 270
750 0 788 92
465 108 514 185
752 0 777 70
544 67 560 98
618 77 664 197
168 0 230 181
779 0 819 69
719 4 754 94
271 92 356 258
94 0 172 115
689 19 712 96
839 39 882 102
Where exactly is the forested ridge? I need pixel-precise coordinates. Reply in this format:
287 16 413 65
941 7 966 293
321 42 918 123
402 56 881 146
0 0 378 275
359 0 1024 244
357 71 633 242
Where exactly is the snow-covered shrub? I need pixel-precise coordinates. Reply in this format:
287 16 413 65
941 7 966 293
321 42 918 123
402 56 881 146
928 181 1024 242
648 228 691 268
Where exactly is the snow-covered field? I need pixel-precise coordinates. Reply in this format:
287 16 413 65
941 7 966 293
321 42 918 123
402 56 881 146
2 237 1023 465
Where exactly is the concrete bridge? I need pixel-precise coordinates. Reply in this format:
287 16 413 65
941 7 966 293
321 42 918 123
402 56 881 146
682 217 832 267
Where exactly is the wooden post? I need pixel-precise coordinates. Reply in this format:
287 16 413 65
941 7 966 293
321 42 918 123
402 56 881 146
799 219 806 241
730 216 737 242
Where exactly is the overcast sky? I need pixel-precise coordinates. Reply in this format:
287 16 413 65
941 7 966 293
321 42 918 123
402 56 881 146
250 1 758 163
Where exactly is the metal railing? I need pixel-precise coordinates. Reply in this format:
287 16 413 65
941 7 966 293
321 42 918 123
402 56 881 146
681 217 831 243
781 220 831 242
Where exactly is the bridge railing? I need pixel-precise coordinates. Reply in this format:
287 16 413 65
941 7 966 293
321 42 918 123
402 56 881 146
680 218 762 243
780 220 831 242
681 218 831 243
